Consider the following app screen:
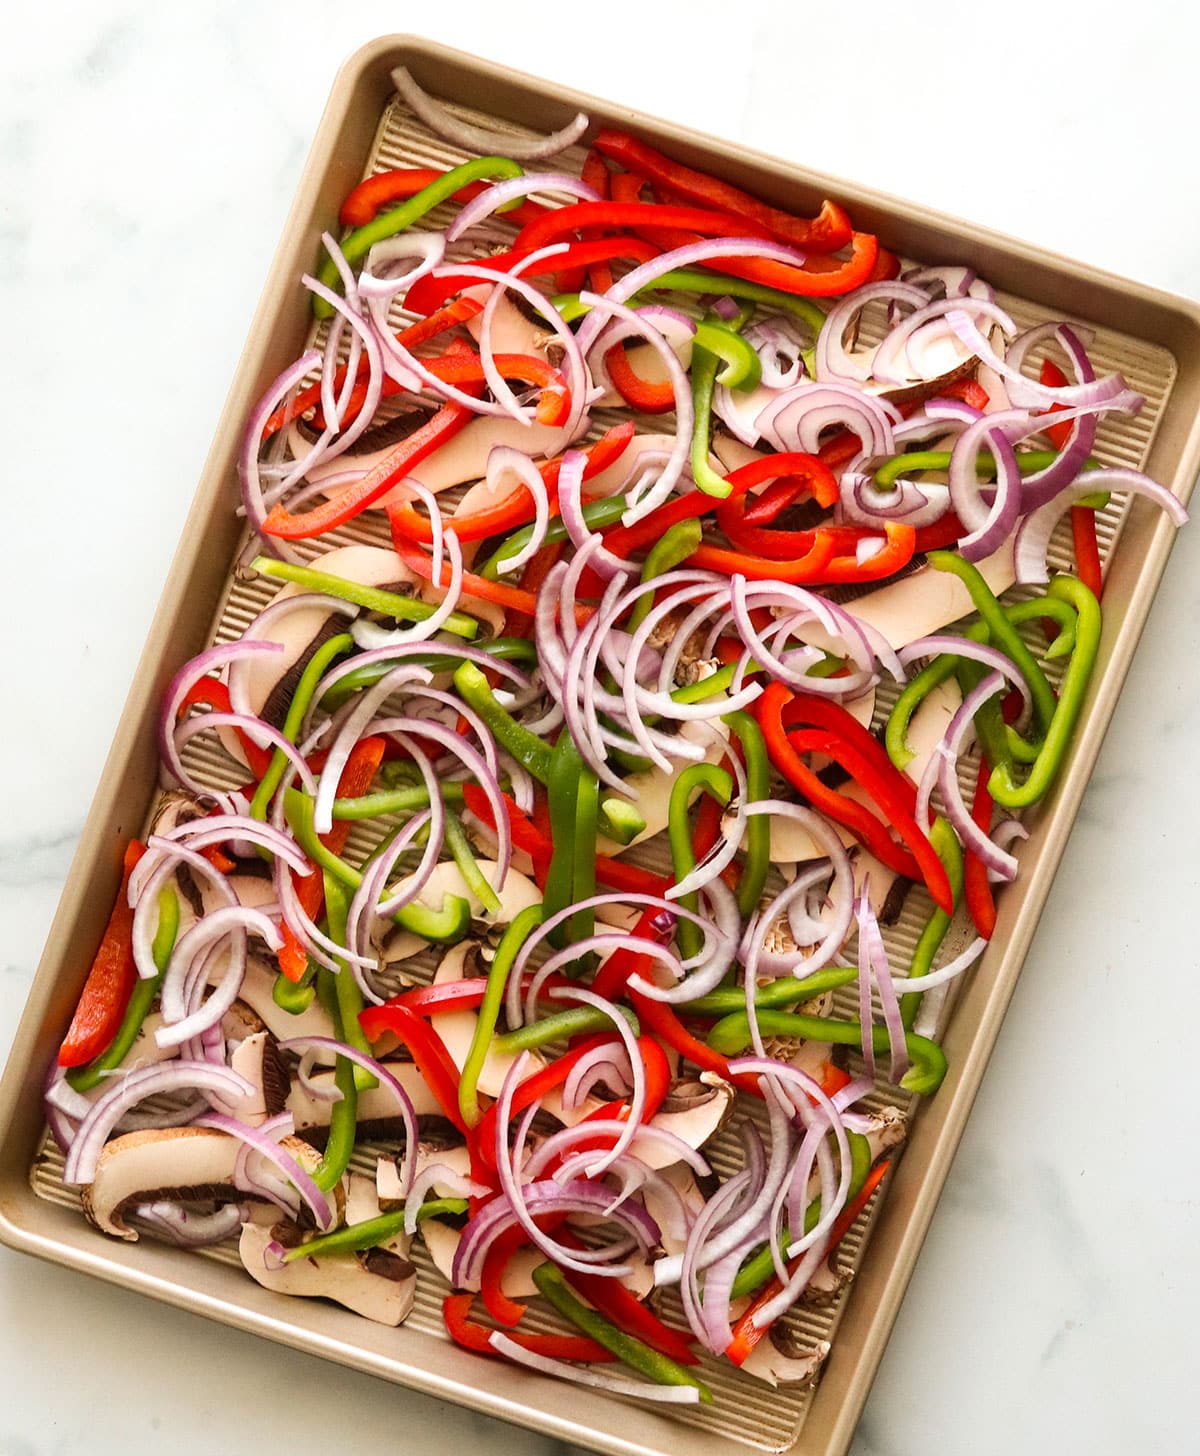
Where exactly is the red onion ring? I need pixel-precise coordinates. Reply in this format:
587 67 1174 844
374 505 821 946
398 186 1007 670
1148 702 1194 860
391 66 589 160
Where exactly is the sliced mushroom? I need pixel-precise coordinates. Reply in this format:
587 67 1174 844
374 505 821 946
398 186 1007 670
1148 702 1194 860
898 675 961 789
83 1128 245 1240
641 1073 735 1169
228 1031 290 1126
739 1329 830 1388
287 1059 442 1142
239 1220 416 1325
377 1141 473 1208
425 942 542 1098
215 954 338 1046
418 1214 547 1297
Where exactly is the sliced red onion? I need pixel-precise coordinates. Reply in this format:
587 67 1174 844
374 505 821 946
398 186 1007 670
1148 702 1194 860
392 66 588 160
172 711 318 798
194 1111 335 1231
485 448 552 574
899 634 1032 713
355 231 445 301
487 1333 700 1401
856 888 907 1083
946 309 1132 410
62 1061 254 1187
562 1045 632 1113
238 350 321 561
815 281 928 383
129 841 239 982
840 470 951 530
1015 468 1188 584
134 1200 248 1248
871 295 1008 386
226 593 358 720
545 988 646 1176
935 671 1020 880
157 905 280 1050
297 261 386 464
587 304 695 402
404 1162 491 1235
447 172 600 242
955 426 1022 562
524 1120 710 1182
310 642 532 724
894 936 987 995
558 448 636 581
158 641 283 802
758 379 900 458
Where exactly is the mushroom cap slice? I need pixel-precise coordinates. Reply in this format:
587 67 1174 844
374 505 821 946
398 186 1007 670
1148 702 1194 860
739 1331 831 1387
287 1059 442 1140
239 1221 416 1326
642 1073 735 1169
218 954 338 1046
426 942 542 1098
82 1127 248 1240
228 1031 290 1127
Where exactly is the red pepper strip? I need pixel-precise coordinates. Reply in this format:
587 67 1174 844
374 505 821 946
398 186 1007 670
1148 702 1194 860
1038 359 1103 598
558 1234 700 1364
387 421 635 546
817 521 917 583
817 430 863 470
263 298 485 441
357 1003 469 1134
754 683 928 887
443 1292 616 1363
784 724 953 914
175 678 274 780
963 761 998 940
591 129 852 254
605 340 676 414
628 991 766 1099
725 1160 891 1366
339 169 549 230
505 541 562 639
938 377 990 411
513 201 775 257
472 1034 621 1173
579 148 615 294
869 246 901 282
263 395 480 540
685 532 838 583
589 906 675 1002
276 736 386 982
781 694 920 810
388 529 596 627
913 513 966 553
403 236 662 316
462 784 552 882
618 220 879 299
388 972 578 1018
57 840 146 1067
480 1223 533 1327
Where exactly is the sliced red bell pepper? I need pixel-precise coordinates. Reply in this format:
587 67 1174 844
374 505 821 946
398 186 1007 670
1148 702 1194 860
262 394 480 541
57 840 146 1067
869 246 901 282
963 761 998 940
591 130 852 254
725 1159 890 1366
443 1292 616 1363
605 338 676 414
505 541 563 639
513 201 775 257
386 421 634 547
579 148 615 295
338 169 550 230
913 513 967 553
685 531 839 583
175 677 274 780
358 1002 469 1134
480 1222 533 1327
402 236 661 316
628 990 767 1099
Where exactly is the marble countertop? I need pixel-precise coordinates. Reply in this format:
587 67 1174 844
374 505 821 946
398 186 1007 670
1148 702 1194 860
3 4 1197 1454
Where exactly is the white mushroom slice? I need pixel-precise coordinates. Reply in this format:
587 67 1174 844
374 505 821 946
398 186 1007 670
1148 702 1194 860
711 433 763 476
739 1332 830 1388
214 954 337 1046
641 1163 708 1260
239 1221 416 1325
378 1142 474 1207
641 1073 735 1170
427 943 542 1098
345 1173 411 1257
82 1127 246 1240
228 1031 290 1127
767 785 864 864
464 287 552 359
287 1061 442 1136
199 871 278 917
581 432 725 501
900 675 962 789
539 1084 608 1128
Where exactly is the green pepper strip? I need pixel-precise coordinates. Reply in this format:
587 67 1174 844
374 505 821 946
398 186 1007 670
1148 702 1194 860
452 662 643 844
570 765 600 947
628 519 704 631
252 556 480 641
927 552 1057 739
729 1132 872 1300
707 1010 947 1096
480 499 629 581
492 1004 639 1055
531 1261 713 1402
885 598 1079 772
543 730 584 948
311 972 358 1193
251 632 355 824
332 781 465 821
322 870 378 1089
459 905 543 1128
66 888 180 1093
723 710 770 918
689 344 733 498
899 818 963 1031
273 964 316 1015
322 640 537 710
874 449 1104 491
691 318 762 390
443 811 501 916
281 1198 469 1262
313 157 524 317
284 788 471 943
988 575 1101 808
685 965 859 1017
668 763 734 960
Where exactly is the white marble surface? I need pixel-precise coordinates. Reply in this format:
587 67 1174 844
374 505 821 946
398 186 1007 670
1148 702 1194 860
3 4 1199 1453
